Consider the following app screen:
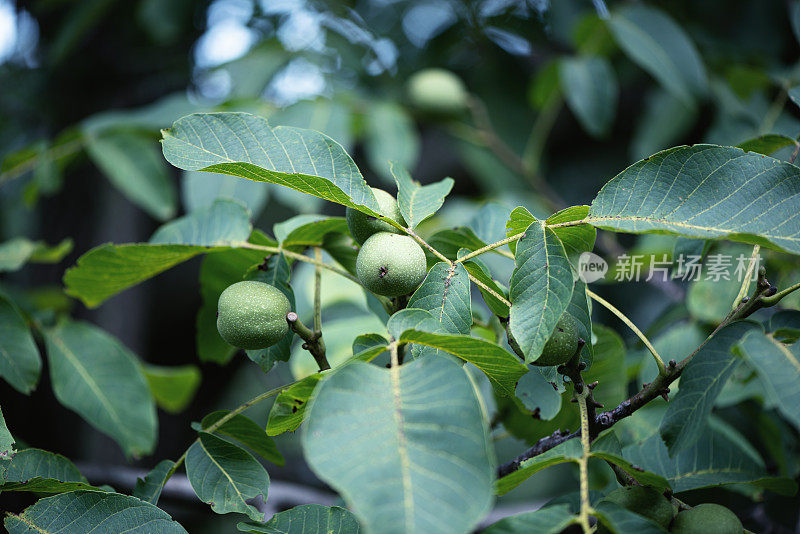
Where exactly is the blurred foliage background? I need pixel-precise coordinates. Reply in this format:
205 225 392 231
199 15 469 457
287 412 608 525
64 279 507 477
2 0 800 530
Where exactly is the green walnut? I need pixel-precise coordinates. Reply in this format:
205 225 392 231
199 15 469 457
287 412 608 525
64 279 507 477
671 504 743 534
533 313 579 366
217 281 291 350
346 188 406 245
356 232 427 297
605 486 675 529
407 68 468 113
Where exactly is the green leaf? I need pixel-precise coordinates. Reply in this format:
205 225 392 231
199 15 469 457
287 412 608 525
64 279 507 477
133 459 175 504
591 432 670 490
44 320 157 457
594 501 667 534
149 198 252 245
585 325 626 407
567 280 594 367
0 405 14 474
546 206 596 268
396 325 527 397
687 273 742 324
508 220 574 363
303 356 494 534
364 102 420 182
735 331 800 432
186 432 270 522
4 491 188 533
245 254 295 373
266 374 323 436
515 368 562 420
85 130 177 220
64 199 254 308
496 439 582 495
237 504 362 533
768 309 800 342
559 56 618 137
587 145 800 254
0 448 103 494
481 504 574 534
408 262 472 335
161 112 380 214
738 134 798 156
427 227 488 260
505 206 536 255
623 418 796 494
0 238 73 272
196 411 284 466
789 86 800 111
660 321 760 455
630 89 696 161
280 216 350 250
607 4 707 105
143 364 201 413
182 170 270 217
0 293 41 394
386 308 445 339
391 162 454 228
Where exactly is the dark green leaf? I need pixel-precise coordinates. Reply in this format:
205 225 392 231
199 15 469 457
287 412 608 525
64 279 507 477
587 145 800 254
44 320 156 457
0 293 41 394
237 504 362 533
4 491 188 533
133 459 175 505
303 356 494 534
391 162 453 228
546 206 596 268
408 262 471 335
496 439 582 495
0 448 103 494
481 504 574 534
660 321 760 455
186 432 270 521
515 368 562 420
508 220 574 363
560 56 618 137
594 500 667 534
161 113 380 214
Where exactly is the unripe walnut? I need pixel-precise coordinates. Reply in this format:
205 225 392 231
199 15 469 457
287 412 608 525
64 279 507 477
604 486 675 529
356 232 427 297
533 313 579 367
217 281 291 350
671 503 743 534
346 188 405 245
407 68 468 113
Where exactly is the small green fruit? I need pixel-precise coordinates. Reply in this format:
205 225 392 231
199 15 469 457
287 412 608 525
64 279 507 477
671 503 743 534
605 486 675 529
346 188 405 245
407 68 468 113
533 313 579 366
356 232 427 297
217 281 291 350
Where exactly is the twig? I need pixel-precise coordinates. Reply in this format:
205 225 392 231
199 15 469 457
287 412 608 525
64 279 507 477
454 234 518 264
287 312 329 371
576 388 594 534
238 242 360 285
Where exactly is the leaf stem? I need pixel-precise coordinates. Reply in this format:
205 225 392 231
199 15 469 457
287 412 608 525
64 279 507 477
313 247 322 333
733 245 760 309
587 289 666 375
237 242 361 285
761 279 800 306
454 234 518 264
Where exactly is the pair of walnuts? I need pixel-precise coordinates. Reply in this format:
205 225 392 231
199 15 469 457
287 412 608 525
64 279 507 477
216 187 580 369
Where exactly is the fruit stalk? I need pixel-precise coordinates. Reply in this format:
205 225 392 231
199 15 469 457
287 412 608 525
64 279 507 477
287 312 330 371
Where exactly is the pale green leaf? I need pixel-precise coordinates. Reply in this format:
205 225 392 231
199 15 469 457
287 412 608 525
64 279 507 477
280 216 349 250
143 364 201 413
4 491 188 533
560 56 618 137
196 411 284 466
386 308 445 340
0 293 41 394
237 504 361 533
149 198 252 246
607 4 707 105
587 145 800 254
186 432 270 522
303 356 494 534
86 130 177 220
505 206 536 255
0 238 73 272
660 321 759 455
736 331 800 432
631 89 696 161
44 320 157 457
182 170 270 217
391 162 453 228
515 368 561 420
161 112 380 214
508 220 574 363
133 459 175 505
